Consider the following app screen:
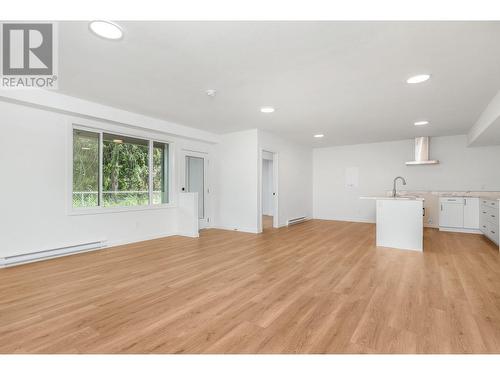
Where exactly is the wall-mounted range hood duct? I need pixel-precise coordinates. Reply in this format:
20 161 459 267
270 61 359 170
405 136 439 165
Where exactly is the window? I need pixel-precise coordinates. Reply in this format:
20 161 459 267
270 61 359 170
153 142 169 204
73 130 100 208
72 128 170 209
102 134 149 207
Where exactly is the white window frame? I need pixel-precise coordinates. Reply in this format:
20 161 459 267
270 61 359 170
68 121 175 215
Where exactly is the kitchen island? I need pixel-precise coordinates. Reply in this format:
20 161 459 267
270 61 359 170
361 196 424 251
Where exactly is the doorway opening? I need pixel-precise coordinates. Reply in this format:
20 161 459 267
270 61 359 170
261 150 278 232
181 151 209 229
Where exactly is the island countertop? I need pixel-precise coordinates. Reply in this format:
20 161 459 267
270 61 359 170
360 196 425 201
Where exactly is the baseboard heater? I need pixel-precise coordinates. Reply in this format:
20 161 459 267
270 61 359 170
287 216 308 226
0 240 106 268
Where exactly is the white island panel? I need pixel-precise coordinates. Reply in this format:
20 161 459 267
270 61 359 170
376 199 423 251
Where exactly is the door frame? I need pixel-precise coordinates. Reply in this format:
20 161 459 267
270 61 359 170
258 149 279 232
180 150 210 229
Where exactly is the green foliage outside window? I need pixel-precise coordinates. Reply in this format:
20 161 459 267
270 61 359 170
72 129 169 208
73 130 99 207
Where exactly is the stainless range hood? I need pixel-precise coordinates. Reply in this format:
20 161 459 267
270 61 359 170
405 136 439 165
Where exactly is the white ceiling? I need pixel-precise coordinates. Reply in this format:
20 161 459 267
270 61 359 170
58 21 500 146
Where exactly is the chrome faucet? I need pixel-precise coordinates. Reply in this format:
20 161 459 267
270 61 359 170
392 176 407 197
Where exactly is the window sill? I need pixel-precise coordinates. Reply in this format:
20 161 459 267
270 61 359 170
68 203 177 216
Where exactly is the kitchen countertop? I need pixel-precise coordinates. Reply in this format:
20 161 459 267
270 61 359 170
360 196 425 201
439 195 500 200
387 191 500 200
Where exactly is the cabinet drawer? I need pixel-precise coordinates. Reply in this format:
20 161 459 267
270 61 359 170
485 221 499 245
481 206 499 225
441 197 465 204
480 222 488 233
489 211 499 226
481 199 498 209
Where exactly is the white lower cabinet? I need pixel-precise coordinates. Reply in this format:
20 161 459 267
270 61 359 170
480 199 499 245
464 197 480 229
439 197 479 231
439 198 465 229
439 196 498 248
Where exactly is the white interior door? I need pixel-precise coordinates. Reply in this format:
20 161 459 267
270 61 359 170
181 152 209 228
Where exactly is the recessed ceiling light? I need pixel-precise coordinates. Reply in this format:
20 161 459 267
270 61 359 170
113 139 123 144
260 107 275 113
206 89 217 97
406 74 431 84
89 21 123 40
414 120 429 126
314 134 324 138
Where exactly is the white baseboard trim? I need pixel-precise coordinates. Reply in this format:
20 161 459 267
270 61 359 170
1 231 199 268
439 227 482 234
424 224 439 229
0 241 106 268
211 225 260 234
313 216 375 224
176 231 200 238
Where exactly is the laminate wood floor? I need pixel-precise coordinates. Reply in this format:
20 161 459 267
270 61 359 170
1 220 500 353
262 215 274 230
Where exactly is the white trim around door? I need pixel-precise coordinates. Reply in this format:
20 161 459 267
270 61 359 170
180 150 211 229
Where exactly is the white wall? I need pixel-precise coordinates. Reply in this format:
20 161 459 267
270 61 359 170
258 130 313 228
262 159 274 216
0 95 314 256
313 135 500 223
212 129 313 232
0 90 219 143
0 99 213 258
213 129 259 233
